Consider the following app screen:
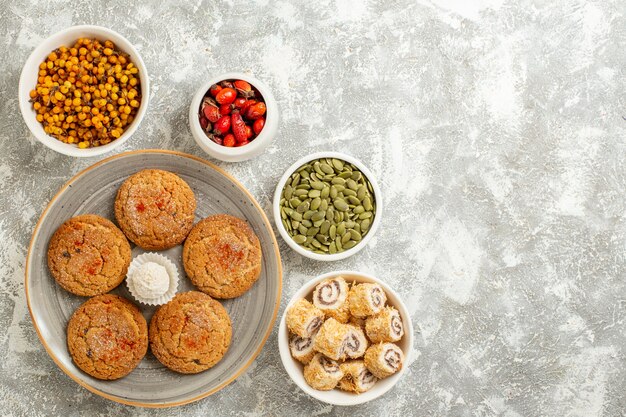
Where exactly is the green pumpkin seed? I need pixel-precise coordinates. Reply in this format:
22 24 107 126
303 210 315 220
348 196 360 205
333 184 345 192
297 201 309 213
353 223 361 233
331 177 345 185
334 211 342 223
351 171 362 181
363 196 373 211
329 224 337 240
336 237 343 251
357 185 367 200
343 240 357 249
300 169 310 179
315 234 329 244
346 179 358 191
311 239 322 248
302 219 313 227
333 199 349 212
313 162 324 175
311 211 326 222
345 220 356 229
331 159 344 170
310 197 321 211
361 218 371 230
337 223 346 236
284 185 294 199
339 171 352 179
308 189 321 198
291 220 300 228
320 220 331 235
313 219 324 227
320 163 334 174
325 207 334 221
330 186 338 199
298 224 308 235
311 181 325 190
354 205 365 214
293 234 306 244
359 212 372 219
290 211 302 222
306 227 320 236
342 232 351 244
320 199 329 211
350 230 362 241
329 242 337 254
294 189 308 197
295 184 310 190
343 189 357 197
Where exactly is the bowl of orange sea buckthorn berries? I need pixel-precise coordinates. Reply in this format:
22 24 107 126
19 25 150 157
189 72 279 162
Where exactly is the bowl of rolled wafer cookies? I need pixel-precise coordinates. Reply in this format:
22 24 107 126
278 271 414 405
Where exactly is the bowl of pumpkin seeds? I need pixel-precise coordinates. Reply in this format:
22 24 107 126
273 152 382 261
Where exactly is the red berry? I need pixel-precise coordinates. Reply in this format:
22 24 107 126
246 102 266 120
202 104 220 123
240 99 256 117
234 80 252 92
231 112 248 143
253 117 265 135
233 97 246 108
199 116 208 130
220 80 234 89
245 125 253 139
223 134 236 147
219 104 231 116
214 115 231 135
236 140 250 147
216 88 236 105
209 84 222 97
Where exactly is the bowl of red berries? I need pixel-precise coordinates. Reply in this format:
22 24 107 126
189 72 278 162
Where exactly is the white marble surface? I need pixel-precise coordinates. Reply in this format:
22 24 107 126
1 0 626 415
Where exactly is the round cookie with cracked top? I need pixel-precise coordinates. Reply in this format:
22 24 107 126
47 214 131 296
149 291 232 374
67 294 148 380
114 169 196 250
183 214 262 299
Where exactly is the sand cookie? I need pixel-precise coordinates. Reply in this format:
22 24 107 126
289 333 317 364
183 214 262 299
149 291 232 374
47 214 131 296
67 294 148 380
313 318 351 361
115 169 196 250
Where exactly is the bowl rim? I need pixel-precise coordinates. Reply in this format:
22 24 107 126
188 71 278 161
278 270 414 406
272 152 383 261
18 24 150 157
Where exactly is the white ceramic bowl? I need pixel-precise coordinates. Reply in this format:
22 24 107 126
18 25 150 158
278 271 414 406
189 72 278 162
273 152 382 261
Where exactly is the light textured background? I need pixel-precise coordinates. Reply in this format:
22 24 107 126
1 0 625 416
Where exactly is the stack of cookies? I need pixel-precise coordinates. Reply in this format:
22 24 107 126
48 169 263 380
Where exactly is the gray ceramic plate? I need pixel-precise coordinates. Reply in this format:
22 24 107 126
25 150 282 407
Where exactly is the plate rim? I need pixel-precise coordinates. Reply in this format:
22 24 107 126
24 149 283 408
